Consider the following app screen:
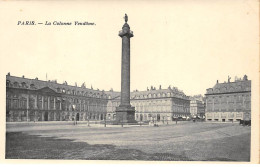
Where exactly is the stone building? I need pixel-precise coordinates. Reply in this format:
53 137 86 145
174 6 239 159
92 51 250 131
189 95 205 118
205 75 251 122
6 74 108 122
107 86 190 122
6 74 190 123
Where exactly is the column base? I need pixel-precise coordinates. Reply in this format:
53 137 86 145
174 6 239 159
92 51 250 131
115 105 136 123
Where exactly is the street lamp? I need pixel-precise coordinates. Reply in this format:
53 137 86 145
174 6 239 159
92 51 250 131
121 114 124 127
104 112 107 127
162 116 165 124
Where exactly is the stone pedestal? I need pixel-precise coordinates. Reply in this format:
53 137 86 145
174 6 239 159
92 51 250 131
115 105 135 123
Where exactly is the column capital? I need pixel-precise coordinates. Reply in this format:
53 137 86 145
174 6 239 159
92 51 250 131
119 23 133 38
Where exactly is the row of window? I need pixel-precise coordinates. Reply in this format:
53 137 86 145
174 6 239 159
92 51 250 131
207 84 251 93
6 98 107 111
207 95 250 103
7 81 36 89
108 100 187 107
207 101 251 111
6 80 107 99
131 92 187 99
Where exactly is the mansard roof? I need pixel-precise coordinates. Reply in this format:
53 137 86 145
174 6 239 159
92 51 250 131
6 75 107 98
206 80 251 95
6 75 189 100
130 88 189 100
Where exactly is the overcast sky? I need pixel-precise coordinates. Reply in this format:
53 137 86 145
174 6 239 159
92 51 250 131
0 0 258 96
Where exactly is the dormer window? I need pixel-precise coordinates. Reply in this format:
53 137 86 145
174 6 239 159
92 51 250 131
30 84 36 89
13 82 19 88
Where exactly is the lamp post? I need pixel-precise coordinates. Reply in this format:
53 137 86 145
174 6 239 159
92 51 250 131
121 114 124 127
87 111 90 127
162 116 165 124
104 112 107 127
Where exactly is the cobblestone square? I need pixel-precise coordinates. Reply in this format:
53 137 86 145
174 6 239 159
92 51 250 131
6 122 250 161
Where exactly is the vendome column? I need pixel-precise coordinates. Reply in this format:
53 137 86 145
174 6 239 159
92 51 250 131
115 14 136 123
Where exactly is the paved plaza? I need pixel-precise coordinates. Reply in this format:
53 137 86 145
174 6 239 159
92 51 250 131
6 122 250 161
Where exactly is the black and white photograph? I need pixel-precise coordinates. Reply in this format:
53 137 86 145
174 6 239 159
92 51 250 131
0 0 259 164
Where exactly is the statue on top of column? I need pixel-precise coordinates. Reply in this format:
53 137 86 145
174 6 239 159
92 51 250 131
124 14 128 23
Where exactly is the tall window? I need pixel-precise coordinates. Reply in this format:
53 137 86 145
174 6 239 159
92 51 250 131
44 97 48 109
29 97 35 109
38 96 42 109
56 99 60 110
13 99 19 109
6 98 11 109
50 97 54 109
61 100 66 110
81 103 84 111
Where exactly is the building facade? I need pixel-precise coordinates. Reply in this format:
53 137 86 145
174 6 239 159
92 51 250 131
107 86 190 122
6 75 190 123
6 74 108 122
205 75 251 122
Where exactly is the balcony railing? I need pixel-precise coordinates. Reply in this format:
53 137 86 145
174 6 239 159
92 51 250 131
119 30 134 36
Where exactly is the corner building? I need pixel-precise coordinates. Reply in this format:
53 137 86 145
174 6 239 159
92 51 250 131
189 95 205 118
205 75 251 122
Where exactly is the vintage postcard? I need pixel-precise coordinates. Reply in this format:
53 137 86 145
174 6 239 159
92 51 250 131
0 0 259 165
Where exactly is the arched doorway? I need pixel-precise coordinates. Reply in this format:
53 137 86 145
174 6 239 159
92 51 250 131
76 113 79 121
113 114 116 120
157 114 160 122
44 112 48 121
140 114 143 121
